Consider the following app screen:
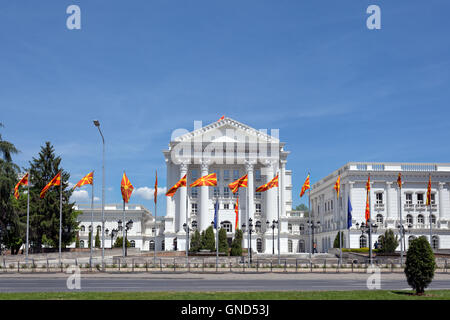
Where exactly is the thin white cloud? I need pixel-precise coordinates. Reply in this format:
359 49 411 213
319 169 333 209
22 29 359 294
135 186 167 200
70 190 89 203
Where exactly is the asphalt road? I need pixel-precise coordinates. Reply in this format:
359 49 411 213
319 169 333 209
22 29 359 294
1 273 450 292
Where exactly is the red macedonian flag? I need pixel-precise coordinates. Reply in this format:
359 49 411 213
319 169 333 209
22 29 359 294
397 173 402 188
121 172 134 203
234 197 239 230
365 175 371 222
73 172 93 190
189 173 217 187
40 172 61 199
426 175 432 206
300 174 310 198
333 175 341 199
228 174 248 194
256 174 279 192
14 173 29 199
166 174 187 197
154 170 158 204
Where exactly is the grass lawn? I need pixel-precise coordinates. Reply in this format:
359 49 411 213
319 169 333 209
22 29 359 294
0 290 450 300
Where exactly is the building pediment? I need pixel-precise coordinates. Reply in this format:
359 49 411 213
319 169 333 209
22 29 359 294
172 117 280 144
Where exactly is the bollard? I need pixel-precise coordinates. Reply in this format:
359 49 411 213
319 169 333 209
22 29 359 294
270 261 273 273
174 258 176 272
256 260 259 273
46 259 49 273
243 261 245 273
446 259 448 273
146 260 148 272
60 262 63 273
160 258 162 272
230 262 232 273
17 261 20 273
310 261 312 273
323 260 326 273
188 261 190 273
295 259 298 273
119 259 121 272
75 258 78 266
391 263 394 273
132 259 134 272
284 260 287 273
202 259 205 272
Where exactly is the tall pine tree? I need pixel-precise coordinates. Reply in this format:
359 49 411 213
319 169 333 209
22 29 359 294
26 142 79 252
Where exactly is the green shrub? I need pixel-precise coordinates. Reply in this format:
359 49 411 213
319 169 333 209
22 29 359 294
404 236 436 295
230 229 243 256
379 229 399 253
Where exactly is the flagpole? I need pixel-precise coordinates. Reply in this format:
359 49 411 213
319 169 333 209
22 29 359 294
308 183 312 260
59 177 62 266
337 190 342 267
25 176 30 264
155 194 158 265
216 199 219 268
247 185 250 268
277 171 280 266
90 173 94 267
429 176 433 251
123 200 126 258
398 177 404 266
185 184 188 266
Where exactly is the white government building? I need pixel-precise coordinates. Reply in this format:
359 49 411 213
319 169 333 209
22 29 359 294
74 118 450 254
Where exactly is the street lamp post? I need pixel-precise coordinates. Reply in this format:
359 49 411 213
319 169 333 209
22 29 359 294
93 120 105 269
308 220 320 254
357 220 378 265
183 223 191 265
397 222 412 266
242 218 254 265
124 220 133 257
266 220 278 255
107 228 118 248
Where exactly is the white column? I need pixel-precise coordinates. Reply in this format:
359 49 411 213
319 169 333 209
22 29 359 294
178 162 188 233
280 161 286 217
439 182 445 221
199 161 210 231
165 158 175 218
386 182 392 221
246 162 255 223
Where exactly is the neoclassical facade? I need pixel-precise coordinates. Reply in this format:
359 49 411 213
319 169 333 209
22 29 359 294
162 117 294 253
308 162 450 252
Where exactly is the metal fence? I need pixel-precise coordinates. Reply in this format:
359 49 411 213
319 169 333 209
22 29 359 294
1 257 449 274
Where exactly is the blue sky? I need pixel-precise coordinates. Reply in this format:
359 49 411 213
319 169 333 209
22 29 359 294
1 1 449 214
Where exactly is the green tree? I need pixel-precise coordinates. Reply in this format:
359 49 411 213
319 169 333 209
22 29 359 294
88 231 92 248
294 204 309 211
333 231 344 248
95 228 100 248
75 232 80 248
218 228 229 254
113 236 130 248
404 236 436 295
189 229 201 252
202 226 215 252
0 123 22 254
379 229 399 253
230 228 243 256
26 142 79 252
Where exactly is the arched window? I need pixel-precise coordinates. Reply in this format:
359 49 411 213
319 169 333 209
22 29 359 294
255 221 262 233
432 236 439 250
257 239 263 253
408 235 416 247
360 235 367 248
80 225 85 232
406 214 413 226
376 214 383 224
149 240 155 251
288 224 293 233
130 240 135 248
430 215 436 225
298 240 305 253
288 240 293 253
80 240 85 248
161 240 165 251
418 214 424 225
221 221 232 233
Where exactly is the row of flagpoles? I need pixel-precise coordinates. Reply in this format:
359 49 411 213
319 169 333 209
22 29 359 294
14 168 435 262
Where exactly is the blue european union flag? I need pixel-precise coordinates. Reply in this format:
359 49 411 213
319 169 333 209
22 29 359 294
214 199 219 229
347 196 353 229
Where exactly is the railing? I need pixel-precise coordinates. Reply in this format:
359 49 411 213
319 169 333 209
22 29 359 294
416 203 426 210
404 203 414 210
374 203 385 210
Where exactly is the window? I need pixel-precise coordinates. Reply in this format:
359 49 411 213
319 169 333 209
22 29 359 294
417 193 424 204
161 240 165 251
130 240 135 248
430 214 436 225
152 227 156 235
376 192 383 204
255 170 261 181
300 224 305 232
432 236 439 250
298 240 305 253
257 239 263 253
406 193 412 204
213 187 220 198
406 214 413 226
224 170 230 180
233 170 239 180
331 200 333 210
255 221 261 233
81 226 85 232
360 235 367 248
215 170 220 181
191 187 198 198
288 240 293 253
288 223 293 233
221 221 232 232
149 240 155 251
223 203 229 210
191 203 198 215
191 170 198 180
255 192 261 199
431 193 436 204
80 240 85 248
255 203 262 214
223 187 230 198
376 214 384 224
418 214 424 225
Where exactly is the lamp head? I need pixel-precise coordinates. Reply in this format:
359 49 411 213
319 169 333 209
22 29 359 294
93 120 100 127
